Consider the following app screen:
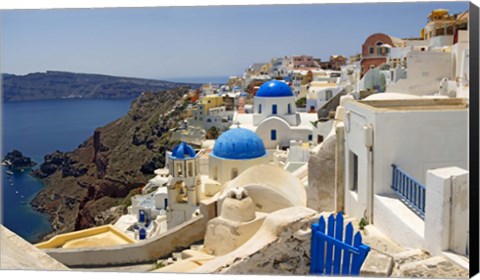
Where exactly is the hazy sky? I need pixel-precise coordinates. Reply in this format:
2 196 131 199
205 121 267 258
1 1 469 80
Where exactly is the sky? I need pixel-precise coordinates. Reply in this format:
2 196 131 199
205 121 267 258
0 1 469 81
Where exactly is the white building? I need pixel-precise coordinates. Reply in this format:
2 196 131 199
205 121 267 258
188 105 233 131
232 80 317 149
386 50 453 96
306 84 344 113
341 95 468 252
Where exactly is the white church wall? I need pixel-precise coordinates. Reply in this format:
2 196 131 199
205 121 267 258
208 155 269 185
256 118 312 149
252 97 297 126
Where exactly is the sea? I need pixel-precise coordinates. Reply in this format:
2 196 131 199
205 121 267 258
1 76 230 243
162 75 232 84
1 98 135 243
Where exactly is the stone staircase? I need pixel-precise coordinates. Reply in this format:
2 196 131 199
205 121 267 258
152 243 211 272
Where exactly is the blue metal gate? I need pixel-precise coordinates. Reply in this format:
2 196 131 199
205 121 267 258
310 212 370 275
391 164 426 219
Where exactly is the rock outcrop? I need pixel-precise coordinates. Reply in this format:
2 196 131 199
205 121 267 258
3 150 36 171
306 133 337 212
30 87 193 240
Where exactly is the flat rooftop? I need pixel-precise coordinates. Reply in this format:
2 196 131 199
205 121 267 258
356 98 468 112
36 225 135 249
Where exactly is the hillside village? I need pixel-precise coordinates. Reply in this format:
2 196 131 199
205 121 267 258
1 8 471 278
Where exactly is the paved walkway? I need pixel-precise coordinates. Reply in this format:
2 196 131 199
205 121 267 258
398 256 469 279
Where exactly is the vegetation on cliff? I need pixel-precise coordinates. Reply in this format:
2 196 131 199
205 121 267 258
30 87 192 240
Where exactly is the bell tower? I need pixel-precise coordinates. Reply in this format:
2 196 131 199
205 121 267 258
166 142 200 228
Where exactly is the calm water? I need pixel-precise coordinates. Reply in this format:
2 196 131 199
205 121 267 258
1 98 134 243
162 75 231 84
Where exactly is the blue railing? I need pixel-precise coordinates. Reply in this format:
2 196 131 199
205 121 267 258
310 213 370 276
391 164 426 219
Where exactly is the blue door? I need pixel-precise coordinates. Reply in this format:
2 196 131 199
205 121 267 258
139 210 146 223
139 228 147 240
271 130 277 141
272 104 277 115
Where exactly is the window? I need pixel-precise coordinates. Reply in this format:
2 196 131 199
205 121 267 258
308 134 313 141
188 162 193 177
317 135 324 144
259 104 262 114
272 104 277 115
325 90 333 100
369 47 374 54
271 129 277 141
213 166 218 180
287 104 292 114
177 163 183 176
231 168 238 179
350 151 358 192
446 26 454 35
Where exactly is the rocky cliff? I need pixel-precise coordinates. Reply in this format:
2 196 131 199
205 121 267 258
2 71 200 102
30 87 193 240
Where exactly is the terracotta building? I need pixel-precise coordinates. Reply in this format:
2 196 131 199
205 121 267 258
360 33 404 77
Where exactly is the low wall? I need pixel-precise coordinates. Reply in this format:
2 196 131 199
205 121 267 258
373 194 424 249
44 215 206 267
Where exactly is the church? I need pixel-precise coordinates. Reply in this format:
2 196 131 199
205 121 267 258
165 128 270 228
232 80 317 149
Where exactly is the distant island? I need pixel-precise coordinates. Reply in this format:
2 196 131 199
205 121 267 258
2 71 201 102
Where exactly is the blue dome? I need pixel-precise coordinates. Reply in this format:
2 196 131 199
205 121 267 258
212 128 267 160
256 80 294 97
170 142 196 159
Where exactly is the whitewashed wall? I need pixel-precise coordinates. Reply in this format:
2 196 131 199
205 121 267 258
343 100 468 222
387 51 452 95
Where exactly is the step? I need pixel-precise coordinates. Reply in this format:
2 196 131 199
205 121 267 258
362 225 406 255
442 251 469 271
396 255 469 278
374 194 424 249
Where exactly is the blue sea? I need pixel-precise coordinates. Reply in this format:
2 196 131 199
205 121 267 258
162 75 232 84
1 98 134 243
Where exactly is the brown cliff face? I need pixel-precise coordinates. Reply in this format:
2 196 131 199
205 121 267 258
30 87 191 240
